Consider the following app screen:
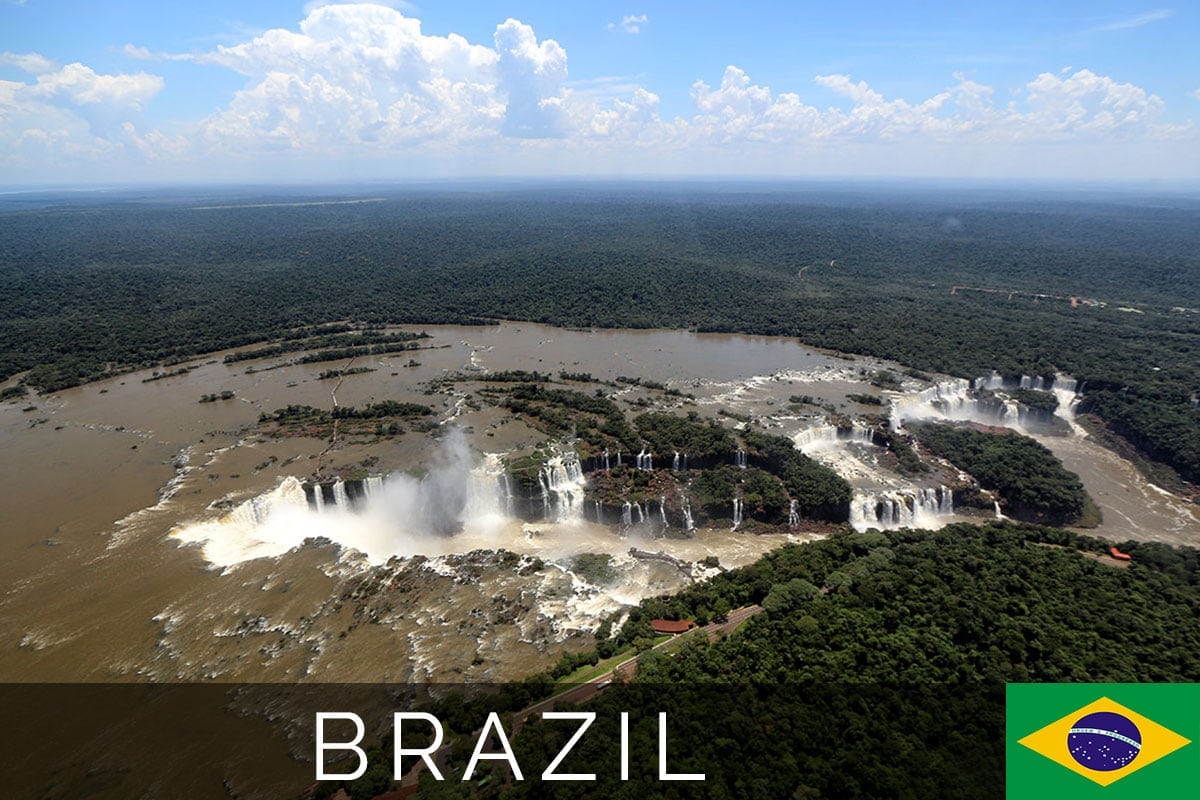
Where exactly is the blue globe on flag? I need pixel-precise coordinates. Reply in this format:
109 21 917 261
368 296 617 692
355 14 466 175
1067 711 1142 771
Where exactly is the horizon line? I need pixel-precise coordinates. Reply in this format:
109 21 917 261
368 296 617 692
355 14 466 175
3 175 1200 196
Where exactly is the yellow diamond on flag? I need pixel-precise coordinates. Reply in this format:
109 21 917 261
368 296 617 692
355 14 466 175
1018 696 1192 786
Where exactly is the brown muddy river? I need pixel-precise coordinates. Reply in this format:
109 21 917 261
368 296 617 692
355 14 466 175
0 322 1196 682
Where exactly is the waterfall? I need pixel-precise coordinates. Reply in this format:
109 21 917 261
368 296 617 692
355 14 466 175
636 448 653 471
538 451 587 523
593 500 603 524
174 434 515 566
659 496 668 529
975 372 1067 395
635 503 644 524
227 487 283 528
735 450 747 469
788 499 800 527
332 480 349 509
622 501 632 527
602 449 610 471
1053 375 1077 393
1051 372 1085 435
682 453 688 471
672 451 681 472
794 424 874 454
364 476 384 499
460 454 510 529
910 371 1086 434
891 378 972 428
731 498 743 530
794 425 838 453
500 472 514 517
849 486 954 531
974 371 1005 391
994 500 1004 520
845 424 875 445
682 499 695 532
616 451 622 467
178 476 314 565
892 378 1027 430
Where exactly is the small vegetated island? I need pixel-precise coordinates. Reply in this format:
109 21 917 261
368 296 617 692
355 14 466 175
908 421 1098 526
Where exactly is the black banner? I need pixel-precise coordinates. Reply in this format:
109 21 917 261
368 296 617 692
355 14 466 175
1 682 1004 799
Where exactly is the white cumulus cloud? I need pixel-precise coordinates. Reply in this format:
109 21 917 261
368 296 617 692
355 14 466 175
1022 68 1169 138
0 51 57 74
184 5 580 151
0 55 166 176
302 0 419 14
682 66 1183 147
494 17 569 137
31 62 163 110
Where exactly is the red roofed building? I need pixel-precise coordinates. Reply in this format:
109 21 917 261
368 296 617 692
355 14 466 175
651 619 696 635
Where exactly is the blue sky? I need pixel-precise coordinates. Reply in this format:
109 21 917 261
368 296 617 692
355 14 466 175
1 0 1197 184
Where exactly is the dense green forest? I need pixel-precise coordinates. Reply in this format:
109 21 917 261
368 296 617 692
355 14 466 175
741 429 854 521
908 422 1094 525
621 522 1200 682
1 185 1197 481
312 523 1200 799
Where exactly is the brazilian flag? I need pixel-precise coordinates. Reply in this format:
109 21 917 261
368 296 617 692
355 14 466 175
1007 684 1199 798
